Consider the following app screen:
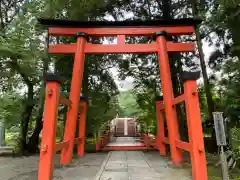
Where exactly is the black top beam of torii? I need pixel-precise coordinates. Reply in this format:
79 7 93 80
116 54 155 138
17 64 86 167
38 18 202 28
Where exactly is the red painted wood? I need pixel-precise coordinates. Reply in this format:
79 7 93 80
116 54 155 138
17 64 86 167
175 140 191 152
59 96 72 108
159 94 186 110
74 137 83 145
117 35 125 44
48 26 194 36
164 137 169 144
157 101 165 111
172 94 185 105
156 101 167 155
49 43 194 54
78 101 87 157
55 141 69 152
184 80 208 180
143 134 150 149
39 22 208 180
96 143 101 152
156 35 183 164
60 36 86 165
38 82 60 180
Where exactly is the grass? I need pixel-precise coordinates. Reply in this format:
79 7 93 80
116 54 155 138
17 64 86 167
206 153 240 180
207 165 240 180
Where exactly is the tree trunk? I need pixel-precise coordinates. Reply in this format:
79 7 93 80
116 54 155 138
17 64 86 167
82 58 89 97
83 59 89 134
27 49 49 154
19 84 34 155
10 60 35 155
175 60 189 141
26 88 44 153
191 0 217 152
195 28 215 123
162 0 171 19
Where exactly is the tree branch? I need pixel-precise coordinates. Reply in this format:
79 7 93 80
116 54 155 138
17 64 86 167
145 0 152 18
6 1 24 25
155 0 162 10
9 60 33 88
0 1 5 31
0 0 25 32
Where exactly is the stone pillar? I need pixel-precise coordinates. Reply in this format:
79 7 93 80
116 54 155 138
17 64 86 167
0 122 5 147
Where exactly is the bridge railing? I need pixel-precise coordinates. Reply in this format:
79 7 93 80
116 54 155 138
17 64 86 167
96 126 111 151
139 133 157 150
38 73 87 180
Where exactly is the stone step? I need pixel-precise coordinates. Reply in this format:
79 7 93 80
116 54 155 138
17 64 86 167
0 146 14 155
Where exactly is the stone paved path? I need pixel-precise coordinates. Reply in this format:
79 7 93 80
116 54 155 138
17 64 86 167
95 151 192 180
0 153 108 180
0 138 192 180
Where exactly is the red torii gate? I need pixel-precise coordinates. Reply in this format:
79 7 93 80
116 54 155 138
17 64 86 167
38 18 208 180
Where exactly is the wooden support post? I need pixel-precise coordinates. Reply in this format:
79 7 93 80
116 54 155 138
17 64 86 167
103 135 106 147
117 35 125 44
38 75 61 180
60 33 87 165
78 101 87 157
96 131 101 152
103 136 106 146
156 31 183 164
96 143 100 152
144 134 150 149
104 135 107 146
156 101 166 155
184 80 207 180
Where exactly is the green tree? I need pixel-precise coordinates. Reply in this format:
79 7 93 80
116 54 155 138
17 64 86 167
0 0 122 154
0 0 48 154
118 90 141 117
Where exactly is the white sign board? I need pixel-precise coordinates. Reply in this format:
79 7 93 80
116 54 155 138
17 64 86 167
213 112 227 146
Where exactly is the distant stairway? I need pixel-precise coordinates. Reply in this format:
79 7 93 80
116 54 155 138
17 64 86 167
102 137 154 151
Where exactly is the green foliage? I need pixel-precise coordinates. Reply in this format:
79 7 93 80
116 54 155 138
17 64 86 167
56 53 120 136
87 92 120 135
216 57 240 128
0 0 121 152
118 90 141 117
0 92 22 128
118 88 156 134
134 88 157 134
